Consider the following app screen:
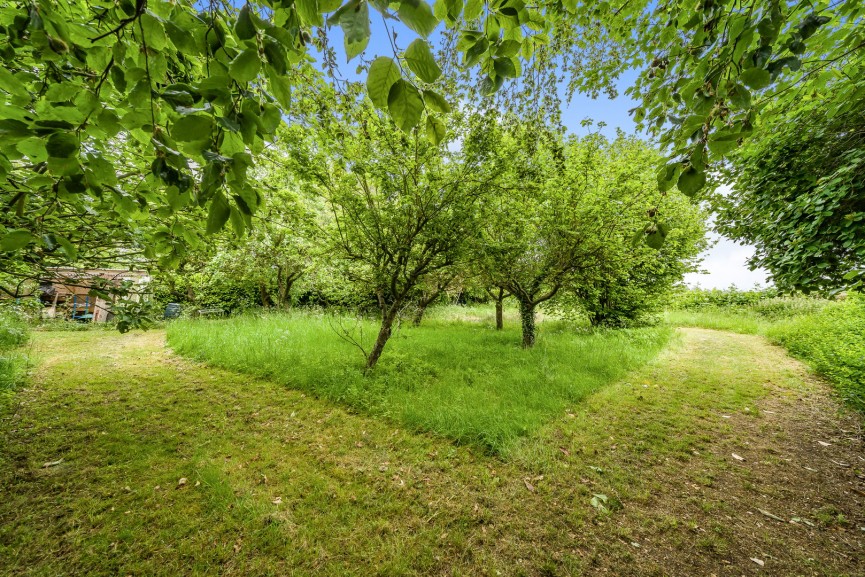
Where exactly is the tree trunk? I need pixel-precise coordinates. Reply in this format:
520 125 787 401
367 305 399 369
412 305 426 327
259 283 273 308
278 277 295 308
518 299 536 348
495 296 504 330
412 288 442 327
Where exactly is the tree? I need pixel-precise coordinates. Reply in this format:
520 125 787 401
3 0 859 293
476 120 703 346
284 96 488 368
712 72 865 293
0 0 459 299
410 268 459 326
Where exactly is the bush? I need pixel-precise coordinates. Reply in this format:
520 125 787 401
769 295 865 412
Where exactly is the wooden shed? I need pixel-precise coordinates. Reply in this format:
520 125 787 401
41 268 150 323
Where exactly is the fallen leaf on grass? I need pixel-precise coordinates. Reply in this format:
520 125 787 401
751 558 764 567
177 478 187 487
272 497 282 505
732 453 745 461
757 508 786 522
524 478 535 492
42 459 63 468
817 441 831 447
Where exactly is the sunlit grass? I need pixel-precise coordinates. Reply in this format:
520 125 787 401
167 306 672 456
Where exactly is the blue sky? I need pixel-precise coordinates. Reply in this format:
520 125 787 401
317 18 771 289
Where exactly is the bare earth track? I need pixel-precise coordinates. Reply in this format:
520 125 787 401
0 328 862 576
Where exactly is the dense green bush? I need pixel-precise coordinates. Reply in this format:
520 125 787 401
670 286 780 310
769 295 865 413
670 287 828 321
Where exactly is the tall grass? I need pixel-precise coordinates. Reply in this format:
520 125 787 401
767 296 865 413
0 310 29 397
167 307 672 456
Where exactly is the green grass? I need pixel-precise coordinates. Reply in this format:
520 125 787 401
167 306 672 456
666 294 865 414
664 309 771 334
2 324 856 576
0 311 29 402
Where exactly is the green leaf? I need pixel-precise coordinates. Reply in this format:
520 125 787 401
657 161 681 193
267 67 293 110
234 4 257 40
464 0 483 21
329 0 370 61
645 229 666 249
708 138 738 156
0 230 33 252
263 38 288 75
229 49 261 83
404 39 442 83
740 67 771 90
387 80 424 132
495 39 521 57
423 89 451 113
727 83 751 109
398 0 438 38
55 236 77 261
206 192 231 234
0 68 30 98
367 57 401 109
677 166 707 197
172 115 213 142
139 12 167 51
296 0 324 26
46 132 79 158
425 114 446 145
493 57 517 78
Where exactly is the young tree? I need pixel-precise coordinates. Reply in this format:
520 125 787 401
284 95 489 368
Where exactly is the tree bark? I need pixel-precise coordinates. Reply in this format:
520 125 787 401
259 283 273 308
367 305 399 369
412 289 442 326
495 288 504 330
412 305 427 327
518 299 536 348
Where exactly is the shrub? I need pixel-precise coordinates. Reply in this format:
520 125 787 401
769 295 865 412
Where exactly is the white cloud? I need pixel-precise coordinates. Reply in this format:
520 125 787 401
685 233 771 289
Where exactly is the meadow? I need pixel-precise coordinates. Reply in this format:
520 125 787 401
167 306 672 456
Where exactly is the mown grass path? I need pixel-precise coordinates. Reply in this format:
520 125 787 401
1 328 863 576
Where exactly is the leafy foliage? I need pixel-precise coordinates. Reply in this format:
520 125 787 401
769 294 865 412
713 73 865 293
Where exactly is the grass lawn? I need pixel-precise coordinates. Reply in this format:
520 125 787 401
1 318 863 576
166 307 672 456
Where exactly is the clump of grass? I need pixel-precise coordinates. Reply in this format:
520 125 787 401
167 306 672 456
